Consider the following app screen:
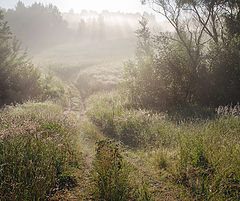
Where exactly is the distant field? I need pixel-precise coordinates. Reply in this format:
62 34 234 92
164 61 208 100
33 38 136 83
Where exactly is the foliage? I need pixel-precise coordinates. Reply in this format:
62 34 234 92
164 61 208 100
92 139 153 200
40 72 67 104
3 1 158 52
76 73 117 101
124 0 240 109
206 35 240 105
87 92 176 148
124 18 166 108
0 102 81 200
0 11 41 106
170 113 240 200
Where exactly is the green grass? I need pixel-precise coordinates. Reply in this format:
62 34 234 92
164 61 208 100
86 91 240 200
1 88 239 200
92 139 131 200
86 91 176 148
172 116 240 200
0 101 82 200
91 139 153 201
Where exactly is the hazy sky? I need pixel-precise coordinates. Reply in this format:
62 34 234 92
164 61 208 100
0 0 154 14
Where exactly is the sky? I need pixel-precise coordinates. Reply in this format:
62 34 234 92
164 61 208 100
0 0 154 14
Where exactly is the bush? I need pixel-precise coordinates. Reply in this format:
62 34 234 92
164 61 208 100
40 72 67 105
206 35 240 106
124 14 240 110
123 18 199 110
0 11 41 106
0 102 80 200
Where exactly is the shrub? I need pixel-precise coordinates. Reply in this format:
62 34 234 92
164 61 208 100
124 10 240 110
0 11 41 106
40 72 67 105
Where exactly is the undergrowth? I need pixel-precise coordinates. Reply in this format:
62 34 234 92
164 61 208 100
0 102 81 200
86 92 176 148
92 139 152 201
87 92 240 200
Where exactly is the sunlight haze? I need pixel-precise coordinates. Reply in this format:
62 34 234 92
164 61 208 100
0 0 153 13
0 0 239 200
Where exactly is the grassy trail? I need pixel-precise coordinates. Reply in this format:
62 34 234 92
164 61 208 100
126 151 178 201
52 88 100 200
58 89 179 200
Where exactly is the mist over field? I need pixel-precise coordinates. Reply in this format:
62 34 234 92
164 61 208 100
1 1 165 87
0 0 239 200
3 3 158 58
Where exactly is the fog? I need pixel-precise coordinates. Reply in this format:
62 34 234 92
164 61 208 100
0 1 239 199
2 2 157 53
1 2 170 55
0 1 171 86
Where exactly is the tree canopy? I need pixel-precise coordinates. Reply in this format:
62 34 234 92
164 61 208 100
124 0 240 109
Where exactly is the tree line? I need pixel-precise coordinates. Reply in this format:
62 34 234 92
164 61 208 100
2 1 69 52
1 1 158 52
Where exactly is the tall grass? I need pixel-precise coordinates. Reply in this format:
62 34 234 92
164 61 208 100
170 112 240 200
87 92 240 200
86 92 176 148
92 139 152 201
0 102 81 200
92 139 131 200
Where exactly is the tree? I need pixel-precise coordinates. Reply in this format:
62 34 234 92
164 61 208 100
137 0 240 107
142 0 240 45
140 1 210 104
0 11 41 106
223 0 240 37
124 18 170 108
123 0 240 109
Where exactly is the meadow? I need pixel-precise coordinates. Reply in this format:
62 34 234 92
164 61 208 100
3 38 237 200
1 1 240 199
1 33 239 200
86 91 240 200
